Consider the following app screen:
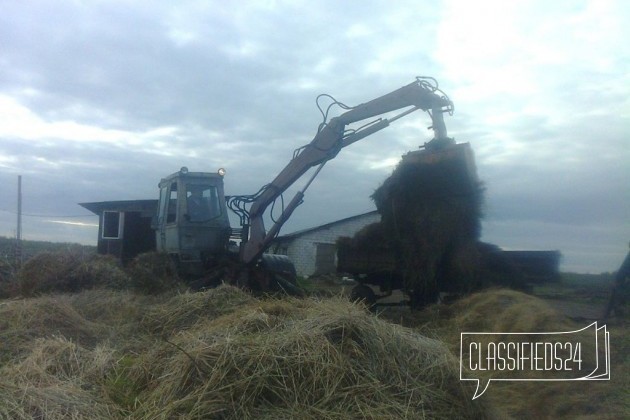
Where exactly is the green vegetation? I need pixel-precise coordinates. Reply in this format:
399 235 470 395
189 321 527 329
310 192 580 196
104 355 143 414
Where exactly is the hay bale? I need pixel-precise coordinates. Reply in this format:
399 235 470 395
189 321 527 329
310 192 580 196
131 296 492 419
371 145 484 304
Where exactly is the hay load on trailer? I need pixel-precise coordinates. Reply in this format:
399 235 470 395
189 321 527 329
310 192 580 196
338 141 488 308
375 142 484 305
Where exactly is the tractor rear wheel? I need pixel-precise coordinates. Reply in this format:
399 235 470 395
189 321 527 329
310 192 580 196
350 284 377 307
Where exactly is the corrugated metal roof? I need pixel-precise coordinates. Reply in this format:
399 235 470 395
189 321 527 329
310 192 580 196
274 210 379 241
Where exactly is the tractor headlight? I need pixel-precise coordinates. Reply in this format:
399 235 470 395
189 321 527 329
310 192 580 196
218 168 226 176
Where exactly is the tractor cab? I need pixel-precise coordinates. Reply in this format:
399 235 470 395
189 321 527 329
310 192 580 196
154 167 231 275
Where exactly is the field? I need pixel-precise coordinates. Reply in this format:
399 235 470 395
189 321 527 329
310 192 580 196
0 236 95 263
0 253 628 419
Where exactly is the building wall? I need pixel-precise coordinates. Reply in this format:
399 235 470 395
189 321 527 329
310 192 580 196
277 212 380 277
95 210 156 263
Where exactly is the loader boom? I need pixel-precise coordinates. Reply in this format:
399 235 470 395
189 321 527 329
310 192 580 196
238 77 454 265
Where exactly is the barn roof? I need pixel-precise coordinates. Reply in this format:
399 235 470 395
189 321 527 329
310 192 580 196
79 200 158 217
274 210 379 241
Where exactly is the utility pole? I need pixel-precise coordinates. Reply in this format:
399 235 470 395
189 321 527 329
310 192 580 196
15 175 22 267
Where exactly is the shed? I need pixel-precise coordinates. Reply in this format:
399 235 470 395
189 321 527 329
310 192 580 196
502 250 562 283
80 200 157 264
271 211 380 277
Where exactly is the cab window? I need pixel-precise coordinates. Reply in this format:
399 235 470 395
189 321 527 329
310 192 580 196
186 185 221 222
166 182 177 223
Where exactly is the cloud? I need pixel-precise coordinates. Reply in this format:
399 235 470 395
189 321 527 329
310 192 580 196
0 0 627 272
46 220 99 228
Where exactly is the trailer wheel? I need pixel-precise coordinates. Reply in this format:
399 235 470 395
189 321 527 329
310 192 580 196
350 284 377 307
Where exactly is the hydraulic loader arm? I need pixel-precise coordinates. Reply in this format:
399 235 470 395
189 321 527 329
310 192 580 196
239 77 453 264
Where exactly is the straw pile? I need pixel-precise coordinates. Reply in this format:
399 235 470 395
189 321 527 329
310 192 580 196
130 295 491 419
336 222 396 275
2 285 627 418
337 145 528 303
0 257 13 283
125 251 183 294
139 283 255 334
0 296 107 366
0 336 119 419
0 292 126 419
0 285 493 419
449 288 571 333
11 250 184 298
15 251 129 297
391 288 571 347
390 288 629 419
370 147 484 304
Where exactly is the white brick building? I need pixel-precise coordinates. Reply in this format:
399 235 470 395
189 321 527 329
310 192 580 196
271 211 380 277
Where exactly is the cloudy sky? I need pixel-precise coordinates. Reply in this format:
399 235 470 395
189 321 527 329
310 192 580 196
1 0 628 273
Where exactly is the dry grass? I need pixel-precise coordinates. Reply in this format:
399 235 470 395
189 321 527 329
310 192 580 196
383 288 630 419
14 251 130 297
125 251 183 295
2 282 625 419
7 250 189 299
0 295 107 366
335 148 490 306
139 283 256 334
0 285 494 419
449 288 572 333
130 297 491 419
0 336 120 419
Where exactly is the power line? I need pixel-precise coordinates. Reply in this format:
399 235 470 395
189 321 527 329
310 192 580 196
0 208 97 218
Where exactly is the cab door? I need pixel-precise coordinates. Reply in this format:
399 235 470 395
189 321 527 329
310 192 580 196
155 180 180 252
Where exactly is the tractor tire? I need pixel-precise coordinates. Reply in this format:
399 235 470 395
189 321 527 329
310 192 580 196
274 273 305 297
350 284 377 307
